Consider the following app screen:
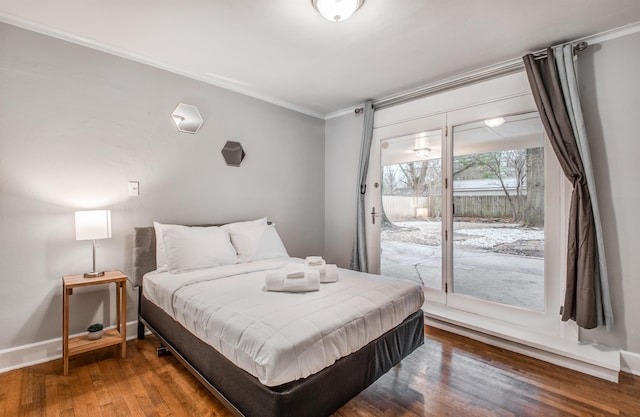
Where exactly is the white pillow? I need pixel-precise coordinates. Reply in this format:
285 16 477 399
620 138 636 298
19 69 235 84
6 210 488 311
224 220 288 262
153 221 169 272
222 218 268 262
253 224 289 261
161 224 237 272
223 217 268 231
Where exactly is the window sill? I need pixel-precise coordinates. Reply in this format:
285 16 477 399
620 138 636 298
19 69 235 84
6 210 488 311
423 304 620 382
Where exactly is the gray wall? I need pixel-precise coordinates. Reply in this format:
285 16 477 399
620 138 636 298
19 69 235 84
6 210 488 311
324 113 363 268
578 30 640 353
0 23 325 349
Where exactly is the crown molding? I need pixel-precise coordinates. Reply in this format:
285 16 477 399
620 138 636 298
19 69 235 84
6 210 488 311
2 12 639 121
0 12 325 120
577 20 640 46
324 105 365 120
370 20 640 113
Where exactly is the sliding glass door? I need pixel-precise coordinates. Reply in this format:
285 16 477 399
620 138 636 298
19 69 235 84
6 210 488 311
368 92 567 335
366 113 446 305
379 129 443 290
451 112 545 311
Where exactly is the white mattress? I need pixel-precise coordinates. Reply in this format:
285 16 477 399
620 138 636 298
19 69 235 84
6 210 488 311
143 258 424 387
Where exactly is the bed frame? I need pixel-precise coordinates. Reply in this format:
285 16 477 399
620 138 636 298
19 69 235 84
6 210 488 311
133 226 424 417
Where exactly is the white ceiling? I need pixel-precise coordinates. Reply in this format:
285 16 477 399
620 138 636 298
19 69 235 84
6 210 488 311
2 0 640 118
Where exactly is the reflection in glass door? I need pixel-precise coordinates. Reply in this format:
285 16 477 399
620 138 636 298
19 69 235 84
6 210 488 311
451 113 545 311
379 129 443 290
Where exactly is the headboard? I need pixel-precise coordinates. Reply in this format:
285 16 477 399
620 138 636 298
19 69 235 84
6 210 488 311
132 227 156 288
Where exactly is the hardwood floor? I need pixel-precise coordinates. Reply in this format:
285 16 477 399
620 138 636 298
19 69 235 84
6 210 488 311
1 326 639 417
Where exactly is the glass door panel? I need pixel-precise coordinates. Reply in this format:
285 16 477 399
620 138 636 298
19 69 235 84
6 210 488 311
451 112 545 311
379 129 443 290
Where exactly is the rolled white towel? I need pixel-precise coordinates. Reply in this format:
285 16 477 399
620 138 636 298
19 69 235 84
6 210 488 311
305 256 325 268
283 263 306 287
320 264 339 283
306 257 326 274
306 258 339 284
265 269 284 289
265 268 320 293
284 263 305 278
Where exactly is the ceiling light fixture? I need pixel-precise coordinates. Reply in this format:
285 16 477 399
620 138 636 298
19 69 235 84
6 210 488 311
312 0 364 22
414 147 431 158
484 117 506 128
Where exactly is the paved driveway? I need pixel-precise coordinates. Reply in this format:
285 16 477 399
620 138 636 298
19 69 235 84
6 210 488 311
381 220 544 311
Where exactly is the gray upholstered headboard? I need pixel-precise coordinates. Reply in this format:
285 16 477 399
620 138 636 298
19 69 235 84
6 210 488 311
132 227 156 288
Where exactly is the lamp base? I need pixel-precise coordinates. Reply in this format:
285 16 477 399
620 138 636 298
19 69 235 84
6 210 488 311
84 271 105 278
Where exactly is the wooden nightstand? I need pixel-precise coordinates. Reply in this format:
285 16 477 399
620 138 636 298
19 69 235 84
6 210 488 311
62 270 127 375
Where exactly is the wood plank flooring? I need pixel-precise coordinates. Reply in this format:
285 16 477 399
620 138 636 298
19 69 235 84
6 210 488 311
1 326 638 417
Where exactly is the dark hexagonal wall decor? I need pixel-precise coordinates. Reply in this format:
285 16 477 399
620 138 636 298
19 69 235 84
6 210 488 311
221 141 246 167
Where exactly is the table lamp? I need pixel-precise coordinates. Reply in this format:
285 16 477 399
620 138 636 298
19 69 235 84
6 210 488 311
75 210 112 278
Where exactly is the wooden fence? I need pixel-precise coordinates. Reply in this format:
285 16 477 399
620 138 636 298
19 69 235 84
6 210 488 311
382 195 525 220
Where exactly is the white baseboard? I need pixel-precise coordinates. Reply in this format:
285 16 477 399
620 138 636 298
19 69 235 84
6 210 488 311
3 316 635 381
425 308 621 383
620 350 640 376
0 321 141 374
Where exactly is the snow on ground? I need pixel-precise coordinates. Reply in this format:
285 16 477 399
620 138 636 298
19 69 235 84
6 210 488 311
385 220 544 251
381 220 545 311
455 227 544 248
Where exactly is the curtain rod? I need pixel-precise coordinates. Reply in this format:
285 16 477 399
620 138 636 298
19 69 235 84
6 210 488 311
371 41 589 111
372 61 524 111
533 41 589 60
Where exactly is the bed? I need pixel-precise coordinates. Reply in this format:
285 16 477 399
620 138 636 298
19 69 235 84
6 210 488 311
133 220 424 417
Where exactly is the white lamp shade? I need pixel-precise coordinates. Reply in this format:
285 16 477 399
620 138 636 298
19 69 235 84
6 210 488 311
75 210 112 241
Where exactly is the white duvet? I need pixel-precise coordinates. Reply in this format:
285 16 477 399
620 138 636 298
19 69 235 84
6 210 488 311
143 258 424 387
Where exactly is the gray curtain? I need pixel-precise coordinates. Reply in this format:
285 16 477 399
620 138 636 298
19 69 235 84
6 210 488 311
523 47 613 330
350 101 375 272
554 45 613 330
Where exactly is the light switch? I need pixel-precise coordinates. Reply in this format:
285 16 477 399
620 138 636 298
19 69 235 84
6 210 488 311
128 181 139 196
